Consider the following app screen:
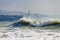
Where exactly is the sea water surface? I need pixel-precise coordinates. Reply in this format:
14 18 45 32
0 14 60 40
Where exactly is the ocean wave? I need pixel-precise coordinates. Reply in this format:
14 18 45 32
8 17 60 27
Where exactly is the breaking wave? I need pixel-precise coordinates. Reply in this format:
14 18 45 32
9 16 60 27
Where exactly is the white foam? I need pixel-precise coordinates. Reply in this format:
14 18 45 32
18 17 60 27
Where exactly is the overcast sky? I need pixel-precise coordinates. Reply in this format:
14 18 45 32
0 0 60 18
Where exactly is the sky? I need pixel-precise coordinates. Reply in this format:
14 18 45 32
0 0 60 18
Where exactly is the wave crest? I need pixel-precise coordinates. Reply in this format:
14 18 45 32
9 17 60 27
